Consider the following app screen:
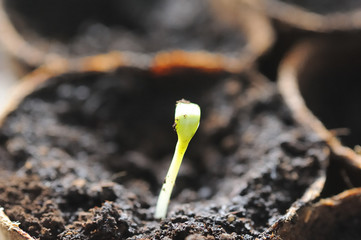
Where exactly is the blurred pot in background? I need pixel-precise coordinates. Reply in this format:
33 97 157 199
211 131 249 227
278 36 361 197
256 0 361 31
0 0 274 74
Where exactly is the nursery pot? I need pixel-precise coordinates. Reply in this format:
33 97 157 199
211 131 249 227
278 36 361 197
269 187 361 240
254 0 361 31
0 52 328 239
0 0 273 74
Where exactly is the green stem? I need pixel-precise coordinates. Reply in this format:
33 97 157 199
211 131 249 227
154 140 189 219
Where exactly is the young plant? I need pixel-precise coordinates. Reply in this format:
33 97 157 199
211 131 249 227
154 99 201 219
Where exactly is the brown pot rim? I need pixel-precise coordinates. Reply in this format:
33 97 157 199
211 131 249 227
269 187 361 238
0 0 274 69
0 48 262 129
0 208 35 240
277 40 361 170
256 0 361 31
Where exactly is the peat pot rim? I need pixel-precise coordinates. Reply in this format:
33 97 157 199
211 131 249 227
0 49 259 128
269 187 361 239
256 0 361 31
0 0 274 70
277 40 361 171
0 208 35 240
263 174 326 236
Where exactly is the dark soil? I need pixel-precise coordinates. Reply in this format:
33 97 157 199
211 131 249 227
0 67 328 239
279 0 361 14
4 0 245 57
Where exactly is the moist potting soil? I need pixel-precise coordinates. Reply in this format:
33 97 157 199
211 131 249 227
0 67 328 239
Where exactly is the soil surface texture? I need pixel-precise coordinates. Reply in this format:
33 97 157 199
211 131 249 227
0 67 328 239
4 0 245 57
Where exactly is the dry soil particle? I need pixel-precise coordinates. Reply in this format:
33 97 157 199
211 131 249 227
0 67 328 239
59 201 131 240
4 0 245 56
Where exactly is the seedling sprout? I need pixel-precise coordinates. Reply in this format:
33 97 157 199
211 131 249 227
154 99 201 219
